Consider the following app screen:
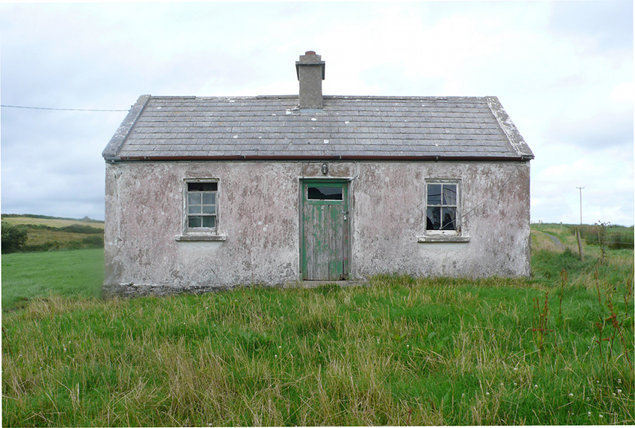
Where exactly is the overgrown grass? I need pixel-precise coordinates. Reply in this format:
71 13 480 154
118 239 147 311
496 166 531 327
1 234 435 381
1 249 103 311
532 222 634 250
573 224 634 250
2 244 633 425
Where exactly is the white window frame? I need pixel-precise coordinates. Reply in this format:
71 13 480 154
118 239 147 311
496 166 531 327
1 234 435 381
176 178 226 242
418 178 469 243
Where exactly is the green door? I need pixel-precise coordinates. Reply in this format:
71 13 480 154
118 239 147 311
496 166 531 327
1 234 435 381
301 180 349 280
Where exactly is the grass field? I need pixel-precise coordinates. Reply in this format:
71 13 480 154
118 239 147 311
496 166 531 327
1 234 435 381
1 249 103 311
2 227 633 426
2 215 104 252
2 215 104 229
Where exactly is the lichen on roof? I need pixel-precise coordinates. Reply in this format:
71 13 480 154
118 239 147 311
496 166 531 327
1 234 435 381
103 94 534 162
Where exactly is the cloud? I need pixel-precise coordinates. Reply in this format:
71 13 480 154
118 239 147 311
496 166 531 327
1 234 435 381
0 1 632 226
548 0 633 54
531 143 633 225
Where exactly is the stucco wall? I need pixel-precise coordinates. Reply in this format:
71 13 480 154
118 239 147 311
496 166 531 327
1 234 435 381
104 160 530 296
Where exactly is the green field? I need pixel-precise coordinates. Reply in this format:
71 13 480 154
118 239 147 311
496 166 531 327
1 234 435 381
2 226 633 426
2 214 104 253
2 215 104 229
1 249 104 311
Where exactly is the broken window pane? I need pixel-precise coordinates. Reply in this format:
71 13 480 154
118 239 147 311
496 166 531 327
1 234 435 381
427 184 441 205
443 184 457 206
426 182 459 232
442 207 456 230
308 186 342 200
427 207 441 230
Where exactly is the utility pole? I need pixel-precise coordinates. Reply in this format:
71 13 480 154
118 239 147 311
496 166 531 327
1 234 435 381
576 186 584 260
576 186 584 225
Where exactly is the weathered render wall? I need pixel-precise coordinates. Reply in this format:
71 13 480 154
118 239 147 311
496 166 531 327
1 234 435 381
104 160 530 296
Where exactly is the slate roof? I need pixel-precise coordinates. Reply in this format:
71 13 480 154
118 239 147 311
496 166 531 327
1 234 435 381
103 95 533 162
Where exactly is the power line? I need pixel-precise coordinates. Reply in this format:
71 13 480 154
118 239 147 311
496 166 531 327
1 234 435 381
0 104 128 112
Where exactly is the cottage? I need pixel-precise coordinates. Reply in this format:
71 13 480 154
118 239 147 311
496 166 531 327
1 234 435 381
102 51 534 296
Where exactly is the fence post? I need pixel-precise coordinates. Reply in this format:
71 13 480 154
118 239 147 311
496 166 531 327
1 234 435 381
576 228 584 260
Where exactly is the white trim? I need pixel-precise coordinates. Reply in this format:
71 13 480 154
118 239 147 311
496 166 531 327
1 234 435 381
417 235 470 243
176 234 227 242
182 178 221 237
421 178 468 243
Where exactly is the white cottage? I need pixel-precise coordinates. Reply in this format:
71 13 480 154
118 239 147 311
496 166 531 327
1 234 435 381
102 51 534 296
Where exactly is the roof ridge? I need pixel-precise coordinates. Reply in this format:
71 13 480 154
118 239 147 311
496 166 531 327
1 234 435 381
145 95 492 101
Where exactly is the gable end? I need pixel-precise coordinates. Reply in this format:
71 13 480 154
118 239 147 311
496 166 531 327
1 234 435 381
485 96 534 160
102 95 151 162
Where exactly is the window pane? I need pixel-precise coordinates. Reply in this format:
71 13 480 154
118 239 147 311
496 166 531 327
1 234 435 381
202 216 216 228
308 186 342 200
188 182 217 192
188 205 201 214
188 216 202 228
443 184 457 206
202 205 216 214
427 207 441 230
188 192 201 205
203 192 216 205
427 184 441 205
441 207 456 230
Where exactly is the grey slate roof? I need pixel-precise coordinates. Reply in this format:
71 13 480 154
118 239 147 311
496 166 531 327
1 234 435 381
103 95 533 162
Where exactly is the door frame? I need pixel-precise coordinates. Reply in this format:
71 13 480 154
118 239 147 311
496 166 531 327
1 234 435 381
299 178 351 280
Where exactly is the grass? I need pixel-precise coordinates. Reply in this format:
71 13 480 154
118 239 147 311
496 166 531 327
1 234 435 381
533 222 635 251
2 215 104 252
22 228 98 246
2 227 633 426
1 249 103 311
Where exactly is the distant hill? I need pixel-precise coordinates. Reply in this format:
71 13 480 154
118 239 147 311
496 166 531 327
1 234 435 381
2 214 104 252
2 214 104 229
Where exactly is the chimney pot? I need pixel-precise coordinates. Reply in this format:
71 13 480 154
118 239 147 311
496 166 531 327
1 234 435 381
296 51 325 109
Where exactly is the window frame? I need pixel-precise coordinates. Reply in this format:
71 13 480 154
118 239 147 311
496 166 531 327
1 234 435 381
178 178 225 241
419 178 469 243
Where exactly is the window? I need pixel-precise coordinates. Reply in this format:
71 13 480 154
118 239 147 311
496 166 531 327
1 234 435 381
426 182 458 231
419 179 468 243
307 185 343 200
186 181 217 230
177 179 226 242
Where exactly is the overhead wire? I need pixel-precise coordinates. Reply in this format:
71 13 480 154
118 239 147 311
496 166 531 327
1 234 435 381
0 104 128 112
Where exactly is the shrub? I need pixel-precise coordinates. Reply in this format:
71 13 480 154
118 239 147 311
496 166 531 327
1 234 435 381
60 224 103 234
22 241 62 252
81 235 104 248
607 228 634 250
572 225 634 250
1 222 28 253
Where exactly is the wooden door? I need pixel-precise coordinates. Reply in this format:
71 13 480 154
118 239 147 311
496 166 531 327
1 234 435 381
301 180 349 280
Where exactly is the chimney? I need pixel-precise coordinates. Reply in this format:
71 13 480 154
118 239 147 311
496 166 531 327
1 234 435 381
295 51 325 109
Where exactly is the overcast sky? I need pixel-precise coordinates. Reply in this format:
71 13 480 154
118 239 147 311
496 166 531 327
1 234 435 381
1 0 632 225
